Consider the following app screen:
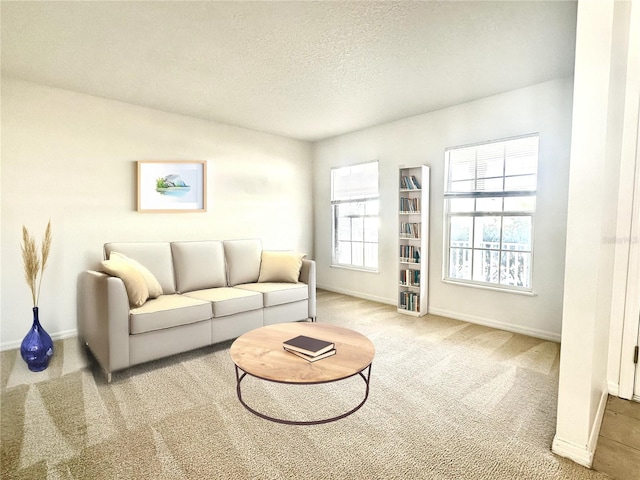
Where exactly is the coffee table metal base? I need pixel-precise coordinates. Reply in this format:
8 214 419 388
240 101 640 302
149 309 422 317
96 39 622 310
234 364 372 426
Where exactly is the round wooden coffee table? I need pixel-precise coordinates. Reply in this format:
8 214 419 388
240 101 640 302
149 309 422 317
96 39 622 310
230 322 375 425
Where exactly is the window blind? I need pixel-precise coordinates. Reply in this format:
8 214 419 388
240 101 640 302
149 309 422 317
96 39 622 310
331 161 379 201
445 135 538 198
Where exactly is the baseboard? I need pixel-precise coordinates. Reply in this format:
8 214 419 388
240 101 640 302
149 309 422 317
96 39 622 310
317 284 396 307
317 287 561 342
0 328 78 352
551 436 593 468
608 381 620 397
551 388 608 468
589 388 609 459
427 307 561 342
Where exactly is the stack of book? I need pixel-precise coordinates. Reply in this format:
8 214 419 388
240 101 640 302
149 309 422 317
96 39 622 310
283 335 336 362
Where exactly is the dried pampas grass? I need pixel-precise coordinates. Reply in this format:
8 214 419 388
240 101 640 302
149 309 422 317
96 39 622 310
21 220 52 307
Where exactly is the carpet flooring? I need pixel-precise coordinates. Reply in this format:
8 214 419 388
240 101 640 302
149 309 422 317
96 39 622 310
1 290 611 479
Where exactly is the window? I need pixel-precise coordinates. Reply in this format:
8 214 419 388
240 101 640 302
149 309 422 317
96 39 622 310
444 134 538 291
331 161 379 270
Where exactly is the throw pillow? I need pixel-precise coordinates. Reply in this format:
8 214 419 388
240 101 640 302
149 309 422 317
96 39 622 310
258 251 306 283
101 259 149 307
109 251 163 298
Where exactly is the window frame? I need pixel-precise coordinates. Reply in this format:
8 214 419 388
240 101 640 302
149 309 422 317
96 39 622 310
443 134 539 293
331 161 379 272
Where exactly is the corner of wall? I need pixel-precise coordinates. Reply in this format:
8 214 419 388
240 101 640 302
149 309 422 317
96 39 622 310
551 435 593 468
551 387 608 469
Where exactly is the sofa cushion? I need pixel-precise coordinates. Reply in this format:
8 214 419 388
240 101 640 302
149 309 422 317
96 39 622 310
184 287 263 318
129 294 212 335
223 239 262 286
104 242 176 294
171 241 227 293
101 258 149 307
258 251 307 283
109 251 163 298
235 282 308 307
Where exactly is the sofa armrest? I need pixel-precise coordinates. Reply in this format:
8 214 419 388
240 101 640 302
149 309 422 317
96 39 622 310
299 259 316 320
77 271 131 378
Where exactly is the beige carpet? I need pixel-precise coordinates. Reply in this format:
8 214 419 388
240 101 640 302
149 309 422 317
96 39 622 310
1 290 610 479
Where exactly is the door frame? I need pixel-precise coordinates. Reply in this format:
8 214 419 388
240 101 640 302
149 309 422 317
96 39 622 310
613 2 640 399
618 112 640 400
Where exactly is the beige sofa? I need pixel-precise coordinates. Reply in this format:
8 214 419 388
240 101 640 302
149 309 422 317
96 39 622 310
78 239 316 381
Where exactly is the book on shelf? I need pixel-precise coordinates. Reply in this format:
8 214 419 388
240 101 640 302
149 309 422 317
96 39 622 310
399 245 421 263
400 175 422 190
400 197 421 213
282 335 335 357
400 222 421 238
400 269 420 286
284 346 337 362
399 291 420 312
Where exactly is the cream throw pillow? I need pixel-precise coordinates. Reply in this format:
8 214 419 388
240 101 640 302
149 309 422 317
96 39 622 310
101 259 149 307
258 251 306 283
109 251 163 298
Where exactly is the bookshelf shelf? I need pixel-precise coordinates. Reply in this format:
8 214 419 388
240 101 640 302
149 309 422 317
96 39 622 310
398 165 429 316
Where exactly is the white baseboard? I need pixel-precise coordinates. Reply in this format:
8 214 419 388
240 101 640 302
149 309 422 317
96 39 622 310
317 284 396 307
608 381 620 397
551 388 608 468
551 436 593 468
427 307 561 342
317 287 561 342
589 388 609 459
0 328 78 352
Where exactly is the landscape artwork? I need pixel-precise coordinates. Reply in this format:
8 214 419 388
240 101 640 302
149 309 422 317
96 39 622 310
137 160 207 212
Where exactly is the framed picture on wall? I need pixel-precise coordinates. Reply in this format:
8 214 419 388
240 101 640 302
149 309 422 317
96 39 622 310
137 160 207 212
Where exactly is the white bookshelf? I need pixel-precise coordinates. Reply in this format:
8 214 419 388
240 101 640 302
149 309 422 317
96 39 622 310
398 165 429 316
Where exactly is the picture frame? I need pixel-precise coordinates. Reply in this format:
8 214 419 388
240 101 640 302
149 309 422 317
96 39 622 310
137 160 207 212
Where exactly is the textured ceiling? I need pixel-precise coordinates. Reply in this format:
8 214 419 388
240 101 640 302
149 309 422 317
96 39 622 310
1 1 577 141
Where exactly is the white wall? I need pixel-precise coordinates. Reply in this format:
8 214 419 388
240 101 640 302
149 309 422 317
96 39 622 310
552 0 637 467
313 78 574 341
0 78 313 349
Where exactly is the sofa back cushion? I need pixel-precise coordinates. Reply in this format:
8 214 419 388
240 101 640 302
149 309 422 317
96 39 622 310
171 241 227 293
104 242 176 294
223 239 262 286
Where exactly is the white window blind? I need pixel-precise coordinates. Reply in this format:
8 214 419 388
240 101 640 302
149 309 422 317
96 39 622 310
332 162 379 201
445 135 538 197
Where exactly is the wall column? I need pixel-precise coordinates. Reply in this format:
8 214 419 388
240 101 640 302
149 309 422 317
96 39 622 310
553 0 635 467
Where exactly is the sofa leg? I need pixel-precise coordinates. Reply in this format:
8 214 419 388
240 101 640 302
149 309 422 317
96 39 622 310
106 371 112 383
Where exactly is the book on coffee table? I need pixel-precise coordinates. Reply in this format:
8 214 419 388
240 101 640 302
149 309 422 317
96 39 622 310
283 335 334 357
284 346 336 362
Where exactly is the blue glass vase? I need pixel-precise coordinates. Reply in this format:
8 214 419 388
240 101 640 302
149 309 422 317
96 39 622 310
20 307 54 372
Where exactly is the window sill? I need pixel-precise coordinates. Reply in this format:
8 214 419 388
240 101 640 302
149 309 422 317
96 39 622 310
330 265 379 274
442 278 536 296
